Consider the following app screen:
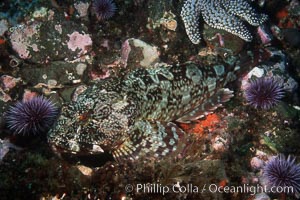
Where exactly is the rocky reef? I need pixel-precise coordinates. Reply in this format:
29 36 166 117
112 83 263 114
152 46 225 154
0 0 300 200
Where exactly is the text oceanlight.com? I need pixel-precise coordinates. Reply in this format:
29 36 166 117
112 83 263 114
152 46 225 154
124 183 294 196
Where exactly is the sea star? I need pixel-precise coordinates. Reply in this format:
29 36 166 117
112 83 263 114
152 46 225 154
180 0 268 44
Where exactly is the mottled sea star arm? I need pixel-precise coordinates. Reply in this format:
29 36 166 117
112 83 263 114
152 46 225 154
200 0 253 41
180 0 202 44
222 0 268 26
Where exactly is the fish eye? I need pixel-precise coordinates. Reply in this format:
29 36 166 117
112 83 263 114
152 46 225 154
93 104 111 119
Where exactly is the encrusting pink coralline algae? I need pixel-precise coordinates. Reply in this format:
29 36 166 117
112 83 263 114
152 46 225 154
67 31 92 56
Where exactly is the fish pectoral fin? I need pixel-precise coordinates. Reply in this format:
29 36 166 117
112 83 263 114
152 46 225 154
176 88 234 123
112 120 185 162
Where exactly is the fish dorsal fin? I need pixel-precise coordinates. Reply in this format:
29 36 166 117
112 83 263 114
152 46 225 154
112 120 185 162
176 88 233 123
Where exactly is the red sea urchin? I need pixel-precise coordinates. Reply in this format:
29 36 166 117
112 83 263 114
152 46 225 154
263 155 300 197
5 96 59 135
92 0 116 21
244 77 285 109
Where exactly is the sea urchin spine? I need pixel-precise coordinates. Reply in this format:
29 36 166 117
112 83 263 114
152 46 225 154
92 0 117 21
263 154 300 196
5 96 59 135
244 77 284 109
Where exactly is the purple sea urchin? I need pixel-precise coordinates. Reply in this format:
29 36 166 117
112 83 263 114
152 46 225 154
244 77 284 109
92 0 116 20
263 155 300 196
5 96 59 135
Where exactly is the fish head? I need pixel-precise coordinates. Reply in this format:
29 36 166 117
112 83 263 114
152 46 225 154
48 87 137 155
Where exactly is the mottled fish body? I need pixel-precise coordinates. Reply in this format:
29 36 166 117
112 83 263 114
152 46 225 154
48 61 238 161
124 62 236 122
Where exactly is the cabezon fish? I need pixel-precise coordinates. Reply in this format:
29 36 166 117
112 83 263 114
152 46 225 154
48 61 239 161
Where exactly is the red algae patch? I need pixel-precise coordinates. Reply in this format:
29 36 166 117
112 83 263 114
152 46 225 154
178 113 220 137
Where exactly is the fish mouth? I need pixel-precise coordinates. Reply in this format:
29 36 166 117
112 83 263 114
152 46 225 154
49 142 106 155
49 143 115 166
